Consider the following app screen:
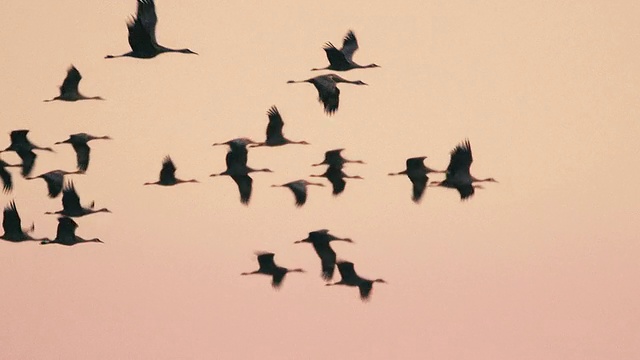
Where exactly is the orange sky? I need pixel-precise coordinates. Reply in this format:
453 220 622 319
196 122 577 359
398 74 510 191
1 1 639 359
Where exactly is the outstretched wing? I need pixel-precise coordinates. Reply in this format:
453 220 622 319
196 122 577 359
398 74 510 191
340 30 359 61
411 176 428 203
266 106 285 141
59 66 81 96
447 139 473 178
232 175 253 205
61 182 83 212
159 156 177 184
323 42 350 69
311 77 339 115
0 165 13 193
72 142 91 172
2 201 21 236
17 150 36 177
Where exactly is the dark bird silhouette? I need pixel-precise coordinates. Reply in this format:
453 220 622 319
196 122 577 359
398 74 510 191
430 139 497 200
327 261 386 301
271 180 324 207
1 201 48 243
40 216 103 246
144 156 198 186
0 159 20 193
46 181 111 217
241 252 304 289
44 66 104 102
211 164 272 205
312 148 365 169
250 106 310 147
0 130 54 177
311 30 380 71
212 137 258 171
105 0 198 59
55 133 112 172
287 74 367 115
26 170 84 198
310 166 362 195
388 156 444 203
294 230 353 280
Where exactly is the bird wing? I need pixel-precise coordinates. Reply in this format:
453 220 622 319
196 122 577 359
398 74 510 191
10 130 29 145
326 167 347 195
446 139 473 178
322 42 351 69
55 217 78 244
265 106 285 142
358 282 373 301
406 156 427 171
62 182 83 212
225 148 248 169
43 172 65 198
127 0 158 53
257 252 276 271
411 176 428 203
324 149 345 167
59 66 81 96
232 174 253 204
17 149 36 177
336 261 357 281
340 30 359 61
2 201 21 236
288 182 307 206
271 270 286 289
71 142 91 172
457 184 475 200
159 156 177 184
311 77 340 115
0 164 13 193
313 242 336 280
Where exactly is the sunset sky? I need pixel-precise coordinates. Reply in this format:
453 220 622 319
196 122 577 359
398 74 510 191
1 1 639 359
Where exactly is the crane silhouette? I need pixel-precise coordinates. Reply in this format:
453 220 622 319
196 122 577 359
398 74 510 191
40 216 103 246
294 229 354 280
271 180 324 207
1 201 48 243
249 106 310 147
44 66 104 102
212 138 258 170
327 261 386 301
144 156 198 186
312 148 365 169
388 156 444 203
310 165 363 195
311 30 380 71
0 130 54 177
211 141 272 204
210 164 272 205
287 74 367 115
26 170 84 198
46 181 111 217
430 139 497 200
0 159 19 193
241 252 304 289
55 133 112 172
105 0 198 59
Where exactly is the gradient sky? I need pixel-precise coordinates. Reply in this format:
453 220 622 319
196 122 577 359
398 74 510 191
1 1 639 359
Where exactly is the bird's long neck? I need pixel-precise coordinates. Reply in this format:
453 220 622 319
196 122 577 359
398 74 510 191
289 268 304 273
43 97 61 103
388 170 407 176
104 53 131 59
241 270 260 276
310 66 329 71
144 181 160 185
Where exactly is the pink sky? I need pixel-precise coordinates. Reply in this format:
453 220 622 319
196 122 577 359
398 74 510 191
1 1 639 359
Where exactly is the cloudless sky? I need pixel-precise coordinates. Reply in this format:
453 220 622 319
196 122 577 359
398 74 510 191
1 1 639 359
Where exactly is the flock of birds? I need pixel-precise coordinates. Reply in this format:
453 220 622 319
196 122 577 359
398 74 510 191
0 0 498 301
